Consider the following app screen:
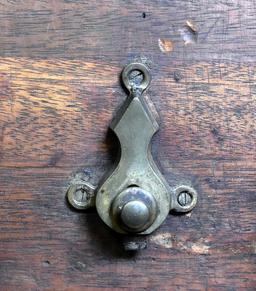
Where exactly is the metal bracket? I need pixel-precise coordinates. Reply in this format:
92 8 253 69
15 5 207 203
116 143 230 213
67 62 197 237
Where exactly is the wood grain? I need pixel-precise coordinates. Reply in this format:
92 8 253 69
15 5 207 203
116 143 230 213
0 1 255 290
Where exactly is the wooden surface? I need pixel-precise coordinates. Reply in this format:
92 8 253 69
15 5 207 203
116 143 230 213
0 1 255 290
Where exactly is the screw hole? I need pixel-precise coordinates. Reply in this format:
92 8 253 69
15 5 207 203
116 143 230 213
142 12 146 18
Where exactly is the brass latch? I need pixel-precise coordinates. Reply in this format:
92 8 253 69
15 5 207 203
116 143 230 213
67 62 197 245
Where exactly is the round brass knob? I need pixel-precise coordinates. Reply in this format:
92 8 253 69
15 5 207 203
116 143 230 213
111 187 158 233
120 200 150 230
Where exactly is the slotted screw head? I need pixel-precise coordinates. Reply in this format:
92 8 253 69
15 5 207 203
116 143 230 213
67 183 95 210
177 191 192 206
173 185 198 213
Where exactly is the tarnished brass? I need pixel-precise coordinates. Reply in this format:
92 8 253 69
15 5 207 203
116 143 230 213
96 63 171 234
67 62 198 237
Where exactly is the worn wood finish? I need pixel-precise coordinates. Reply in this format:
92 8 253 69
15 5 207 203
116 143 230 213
0 1 255 290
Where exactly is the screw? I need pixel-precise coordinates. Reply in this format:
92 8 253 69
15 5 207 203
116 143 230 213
73 187 86 202
128 69 144 87
177 191 192 206
174 185 197 212
67 183 96 210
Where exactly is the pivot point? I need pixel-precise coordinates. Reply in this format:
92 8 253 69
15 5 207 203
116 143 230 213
120 200 150 230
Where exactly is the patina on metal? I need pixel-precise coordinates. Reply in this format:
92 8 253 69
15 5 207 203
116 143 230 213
67 62 198 237
67 182 95 210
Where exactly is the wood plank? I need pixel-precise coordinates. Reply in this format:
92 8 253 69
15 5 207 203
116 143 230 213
0 0 255 62
0 166 255 290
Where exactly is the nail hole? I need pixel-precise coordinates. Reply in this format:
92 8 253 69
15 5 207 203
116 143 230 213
173 71 182 82
142 12 146 18
42 260 51 267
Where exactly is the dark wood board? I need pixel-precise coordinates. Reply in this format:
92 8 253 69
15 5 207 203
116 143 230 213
0 1 255 290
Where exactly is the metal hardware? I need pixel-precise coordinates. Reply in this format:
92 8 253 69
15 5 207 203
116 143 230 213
67 182 95 210
67 62 198 238
174 185 197 212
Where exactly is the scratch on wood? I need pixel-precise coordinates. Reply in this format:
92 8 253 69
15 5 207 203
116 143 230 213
190 243 210 254
151 233 173 248
158 38 173 53
151 233 210 254
179 21 198 45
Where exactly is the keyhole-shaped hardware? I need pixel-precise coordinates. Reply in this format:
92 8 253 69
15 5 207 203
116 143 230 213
67 62 197 237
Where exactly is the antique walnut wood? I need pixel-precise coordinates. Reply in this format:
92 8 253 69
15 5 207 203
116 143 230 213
0 1 255 290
